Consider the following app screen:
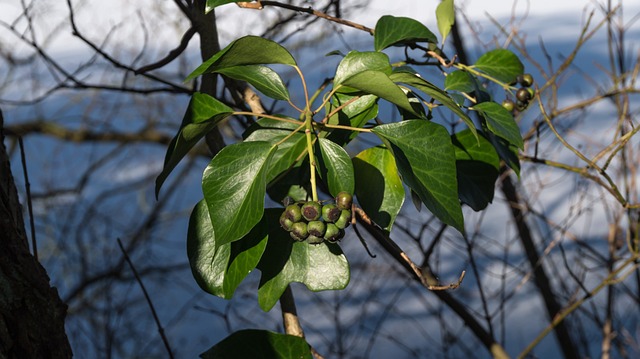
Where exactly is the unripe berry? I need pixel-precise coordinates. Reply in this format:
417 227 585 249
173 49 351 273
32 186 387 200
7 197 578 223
280 212 294 232
518 73 534 87
307 234 324 245
322 203 341 223
284 204 302 222
334 209 352 230
502 99 515 112
290 222 309 241
308 220 326 237
301 201 321 221
516 88 531 102
324 223 341 242
335 191 353 210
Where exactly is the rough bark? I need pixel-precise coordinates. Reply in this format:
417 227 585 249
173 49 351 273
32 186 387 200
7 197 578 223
0 109 72 358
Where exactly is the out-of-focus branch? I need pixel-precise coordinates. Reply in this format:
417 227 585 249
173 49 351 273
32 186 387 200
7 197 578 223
135 26 197 75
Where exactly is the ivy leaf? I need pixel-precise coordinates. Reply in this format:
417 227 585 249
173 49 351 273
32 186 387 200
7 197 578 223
372 120 463 232
473 102 523 149
156 92 233 198
343 70 416 115
205 0 245 12
257 210 349 311
200 329 313 359
186 36 296 82
473 49 524 84
244 118 307 182
187 200 268 299
353 146 405 230
436 0 455 45
489 132 521 177
390 71 476 137
334 51 392 86
216 65 290 101
202 141 277 248
374 15 437 51
316 138 355 197
444 70 476 93
452 130 500 211
324 93 378 145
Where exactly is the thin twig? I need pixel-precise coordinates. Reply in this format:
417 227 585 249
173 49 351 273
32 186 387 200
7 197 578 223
17 136 37 260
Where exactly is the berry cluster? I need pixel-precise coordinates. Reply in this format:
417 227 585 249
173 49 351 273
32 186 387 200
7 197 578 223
502 73 535 113
279 192 353 244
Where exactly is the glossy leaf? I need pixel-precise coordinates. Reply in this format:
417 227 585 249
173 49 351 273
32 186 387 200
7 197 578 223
244 118 307 182
156 92 233 197
489 132 520 177
372 120 463 232
201 329 313 359
187 200 268 299
444 70 476 93
316 138 355 197
452 130 500 211
334 51 392 86
202 141 276 248
436 0 455 45
216 65 289 100
186 36 296 82
473 49 524 84
374 15 437 51
205 0 244 12
343 70 416 114
353 146 404 230
257 210 349 311
473 101 523 149
325 93 378 145
390 71 476 137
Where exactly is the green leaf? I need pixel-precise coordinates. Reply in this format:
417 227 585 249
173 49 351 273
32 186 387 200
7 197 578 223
257 210 349 311
205 0 244 12
187 200 268 299
489 132 520 177
202 141 277 248
186 36 296 82
436 0 455 45
200 329 313 359
473 102 523 149
334 51 392 86
452 130 500 211
216 65 289 100
324 93 378 145
343 70 416 114
244 118 307 182
156 92 234 197
316 138 355 197
353 146 405 230
444 70 475 93
473 49 524 84
372 120 464 232
390 71 476 137
374 15 437 51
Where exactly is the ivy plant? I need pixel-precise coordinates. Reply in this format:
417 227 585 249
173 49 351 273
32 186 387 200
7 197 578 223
157 1 531 357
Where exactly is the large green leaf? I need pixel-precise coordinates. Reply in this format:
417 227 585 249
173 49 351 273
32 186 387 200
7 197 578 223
452 130 500 211
324 93 379 145
334 51 392 86
216 65 289 101
353 146 405 230
372 120 463 231
187 200 268 299
473 101 523 149
436 0 455 45
156 92 233 197
473 49 524 84
257 210 350 311
374 15 437 51
200 329 313 359
343 70 416 114
186 36 296 82
316 138 354 197
202 141 276 248
444 70 476 93
390 71 476 137
244 118 307 182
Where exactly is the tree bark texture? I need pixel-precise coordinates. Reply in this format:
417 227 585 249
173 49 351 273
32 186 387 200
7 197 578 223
0 109 72 358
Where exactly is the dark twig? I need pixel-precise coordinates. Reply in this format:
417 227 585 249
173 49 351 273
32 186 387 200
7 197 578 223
17 136 37 260
117 238 174 359
135 26 197 75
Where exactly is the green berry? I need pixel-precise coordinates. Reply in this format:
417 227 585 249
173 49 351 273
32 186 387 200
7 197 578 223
518 73 534 87
527 88 535 99
324 223 341 242
334 209 352 229
290 222 309 241
284 204 302 222
502 99 515 112
322 203 341 223
308 220 326 237
335 191 353 210
306 235 324 245
280 212 294 231
301 201 321 221
516 88 531 102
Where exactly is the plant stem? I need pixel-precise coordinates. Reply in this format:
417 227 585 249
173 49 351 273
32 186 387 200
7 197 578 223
304 111 318 201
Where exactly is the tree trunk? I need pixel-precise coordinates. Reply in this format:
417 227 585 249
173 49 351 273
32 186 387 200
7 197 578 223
0 109 72 358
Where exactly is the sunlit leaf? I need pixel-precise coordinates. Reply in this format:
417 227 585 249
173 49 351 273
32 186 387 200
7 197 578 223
216 65 290 100
353 146 404 230
316 138 355 197
473 49 524 84
372 120 463 232
334 51 392 86
201 329 313 359
374 15 437 51
444 70 475 93
473 101 523 149
156 92 233 198
202 141 276 248
436 0 455 45
343 70 416 114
